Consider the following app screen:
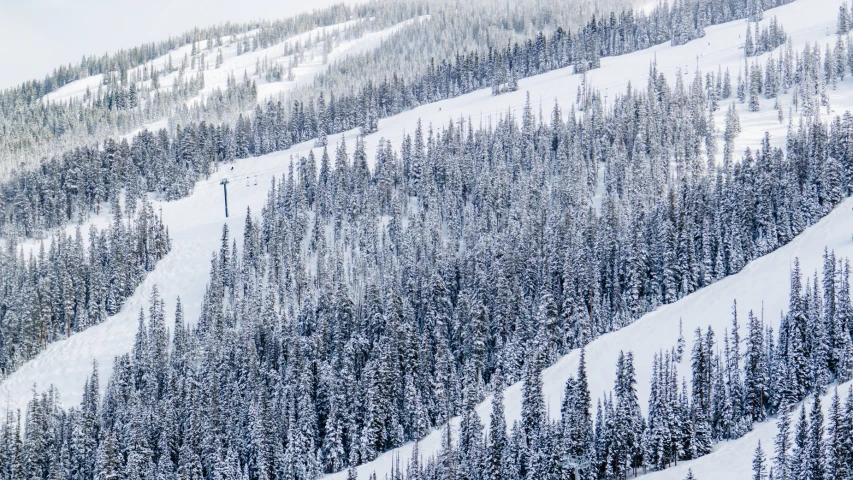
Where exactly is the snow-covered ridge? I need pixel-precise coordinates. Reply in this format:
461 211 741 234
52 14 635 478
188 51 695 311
40 15 430 109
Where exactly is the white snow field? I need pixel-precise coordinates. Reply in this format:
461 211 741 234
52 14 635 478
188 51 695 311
0 0 850 479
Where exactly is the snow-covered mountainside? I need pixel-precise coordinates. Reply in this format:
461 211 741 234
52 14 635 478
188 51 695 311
309 0 850 477
40 16 429 109
2 0 632 176
2 0 838 414
329 190 853 480
1 0 852 478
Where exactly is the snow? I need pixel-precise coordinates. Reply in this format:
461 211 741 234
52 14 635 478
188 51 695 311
193 19 362 102
120 118 171 141
642 382 852 480
325 195 853 480
38 16 430 110
639 1 659 14
1 0 851 479
255 15 430 101
42 74 104 104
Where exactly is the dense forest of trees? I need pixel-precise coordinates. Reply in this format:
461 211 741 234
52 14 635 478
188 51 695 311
2 50 853 475
394 249 853 480
768 383 853 480
2 126 231 236
2 225 851 480
3 1 853 479
0 198 171 379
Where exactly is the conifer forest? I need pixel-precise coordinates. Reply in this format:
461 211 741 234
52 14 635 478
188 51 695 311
3 0 853 479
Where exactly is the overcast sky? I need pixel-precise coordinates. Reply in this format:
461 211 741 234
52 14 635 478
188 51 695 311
0 0 359 90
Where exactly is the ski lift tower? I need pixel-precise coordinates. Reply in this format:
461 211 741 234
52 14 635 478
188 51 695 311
220 178 230 218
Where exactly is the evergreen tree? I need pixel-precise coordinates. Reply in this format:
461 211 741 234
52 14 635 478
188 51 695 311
752 440 767 480
773 403 792 480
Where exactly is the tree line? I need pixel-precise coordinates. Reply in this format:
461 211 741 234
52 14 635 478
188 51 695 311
0 197 171 379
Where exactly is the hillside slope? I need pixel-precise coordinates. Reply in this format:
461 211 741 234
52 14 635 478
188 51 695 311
328 193 853 480
0 0 846 479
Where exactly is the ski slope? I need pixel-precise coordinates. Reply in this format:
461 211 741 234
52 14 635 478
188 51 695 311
0 0 849 479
